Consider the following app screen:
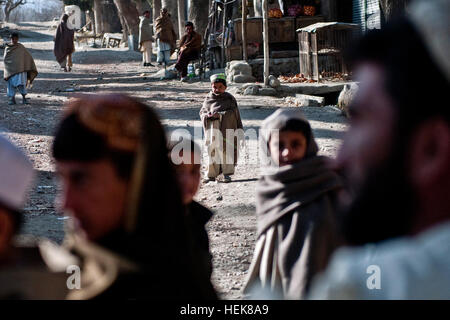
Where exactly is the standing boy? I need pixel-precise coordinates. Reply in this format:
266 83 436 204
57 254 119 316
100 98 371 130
3 32 38 105
199 74 243 183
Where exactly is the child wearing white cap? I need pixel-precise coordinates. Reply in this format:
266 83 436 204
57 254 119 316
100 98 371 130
199 73 243 183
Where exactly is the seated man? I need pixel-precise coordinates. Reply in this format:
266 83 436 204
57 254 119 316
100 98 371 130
175 21 202 82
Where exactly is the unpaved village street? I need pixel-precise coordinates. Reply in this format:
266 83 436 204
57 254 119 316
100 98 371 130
0 22 348 299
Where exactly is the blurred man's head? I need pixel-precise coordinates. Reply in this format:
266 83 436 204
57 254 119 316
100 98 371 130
52 95 144 241
0 136 34 257
62 14 69 23
335 5 450 245
143 10 150 18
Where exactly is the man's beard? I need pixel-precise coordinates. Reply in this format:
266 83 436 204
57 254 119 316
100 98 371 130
338 147 418 246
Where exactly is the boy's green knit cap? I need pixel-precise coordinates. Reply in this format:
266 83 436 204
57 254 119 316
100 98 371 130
210 73 227 86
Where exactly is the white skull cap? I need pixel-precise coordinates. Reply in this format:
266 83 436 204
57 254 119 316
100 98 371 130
409 0 450 82
0 135 34 211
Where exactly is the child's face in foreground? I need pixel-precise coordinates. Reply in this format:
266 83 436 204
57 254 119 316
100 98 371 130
174 152 201 205
11 37 18 45
212 82 226 95
269 131 308 166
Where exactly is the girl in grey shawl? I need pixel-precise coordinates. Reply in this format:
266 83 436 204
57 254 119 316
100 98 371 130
199 74 243 183
243 108 344 299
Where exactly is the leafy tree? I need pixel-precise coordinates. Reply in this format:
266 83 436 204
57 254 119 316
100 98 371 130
2 0 27 22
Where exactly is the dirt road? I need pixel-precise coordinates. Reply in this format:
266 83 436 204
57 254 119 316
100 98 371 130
0 22 348 299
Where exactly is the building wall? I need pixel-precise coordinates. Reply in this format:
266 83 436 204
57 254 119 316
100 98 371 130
353 0 381 33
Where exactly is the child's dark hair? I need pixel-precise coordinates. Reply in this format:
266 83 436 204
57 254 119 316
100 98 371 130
280 119 312 142
10 32 19 39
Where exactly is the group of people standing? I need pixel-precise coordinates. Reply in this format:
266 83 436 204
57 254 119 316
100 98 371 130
139 8 202 82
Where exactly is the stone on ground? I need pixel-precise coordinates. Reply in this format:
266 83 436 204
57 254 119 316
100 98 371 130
226 60 256 84
338 83 358 117
295 94 325 107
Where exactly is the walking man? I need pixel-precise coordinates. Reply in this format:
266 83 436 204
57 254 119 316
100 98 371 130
54 14 75 72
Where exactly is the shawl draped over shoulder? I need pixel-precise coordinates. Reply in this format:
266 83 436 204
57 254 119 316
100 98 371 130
3 43 38 85
54 21 75 64
154 13 177 54
179 31 202 55
243 108 344 299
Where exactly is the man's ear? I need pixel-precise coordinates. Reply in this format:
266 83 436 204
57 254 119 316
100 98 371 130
0 209 15 255
409 118 450 189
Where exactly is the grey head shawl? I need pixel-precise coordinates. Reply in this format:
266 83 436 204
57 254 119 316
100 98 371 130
257 108 343 236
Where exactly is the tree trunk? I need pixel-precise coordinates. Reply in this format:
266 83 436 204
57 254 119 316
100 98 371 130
93 0 103 35
262 0 269 85
113 0 140 50
379 0 410 25
177 0 186 38
153 0 162 24
242 0 247 61
188 0 209 38
162 0 179 38
102 1 122 33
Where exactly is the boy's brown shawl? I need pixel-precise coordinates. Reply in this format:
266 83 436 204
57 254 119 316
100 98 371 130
3 43 38 85
243 108 344 299
200 91 243 164
154 13 177 54
200 91 243 132
179 31 202 55
54 21 74 64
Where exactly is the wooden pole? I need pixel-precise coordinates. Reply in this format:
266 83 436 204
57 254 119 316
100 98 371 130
221 2 227 68
262 0 269 85
242 0 247 61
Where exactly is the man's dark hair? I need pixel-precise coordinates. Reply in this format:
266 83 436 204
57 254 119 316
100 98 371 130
185 21 194 28
143 10 150 15
62 14 69 23
347 16 449 127
10 32 19 39
52 113 134 180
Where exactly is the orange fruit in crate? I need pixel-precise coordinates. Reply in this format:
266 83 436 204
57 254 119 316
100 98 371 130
303 5 316 16
269 8 283 18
